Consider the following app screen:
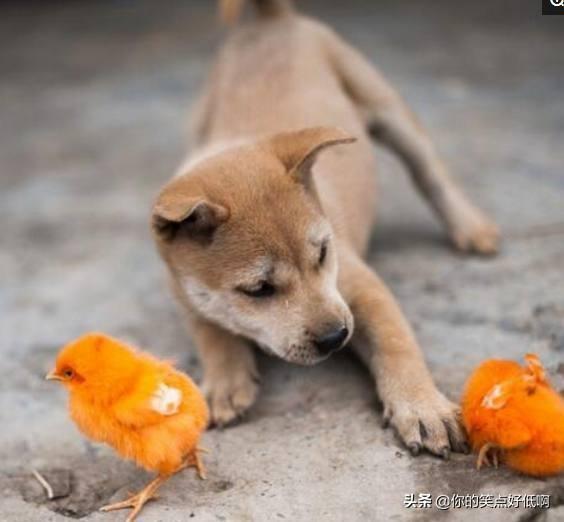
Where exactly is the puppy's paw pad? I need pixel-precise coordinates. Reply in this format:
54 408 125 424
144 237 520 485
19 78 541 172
204 377 259 427
383 392 466 457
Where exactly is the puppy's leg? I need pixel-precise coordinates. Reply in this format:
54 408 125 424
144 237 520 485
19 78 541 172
190 316 259 426
189 69 218 148
340 253 467 456
324 29 499 255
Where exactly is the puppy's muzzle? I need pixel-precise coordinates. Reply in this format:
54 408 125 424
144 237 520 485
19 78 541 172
314 326 349 355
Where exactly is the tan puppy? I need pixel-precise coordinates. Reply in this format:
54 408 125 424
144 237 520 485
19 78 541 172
152 0 499 457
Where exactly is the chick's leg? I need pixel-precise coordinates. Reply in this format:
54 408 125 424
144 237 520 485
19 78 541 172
100 474 169 521
477 443 500 470
185 446 208 479
100 460 194 521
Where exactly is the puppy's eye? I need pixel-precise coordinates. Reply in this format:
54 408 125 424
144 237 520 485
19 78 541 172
238 281 276 299
318 243 328 266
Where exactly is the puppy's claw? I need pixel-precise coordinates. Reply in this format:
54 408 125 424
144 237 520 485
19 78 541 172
442 418 469 454
440 447 450 460
382 389 465 458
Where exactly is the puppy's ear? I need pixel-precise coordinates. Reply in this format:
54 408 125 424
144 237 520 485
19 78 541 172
152 193 229 242
267 127 356 185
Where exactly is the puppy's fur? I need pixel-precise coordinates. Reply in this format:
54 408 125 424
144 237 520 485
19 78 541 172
152 0 499 456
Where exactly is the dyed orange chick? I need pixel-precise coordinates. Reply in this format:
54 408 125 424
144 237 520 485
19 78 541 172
461 353 564 476
46 332 209 521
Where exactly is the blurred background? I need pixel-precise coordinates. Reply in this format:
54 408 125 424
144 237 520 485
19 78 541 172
1 1 563 520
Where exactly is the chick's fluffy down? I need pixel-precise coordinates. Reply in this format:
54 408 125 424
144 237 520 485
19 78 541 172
462 357 564 477
58 334 209 475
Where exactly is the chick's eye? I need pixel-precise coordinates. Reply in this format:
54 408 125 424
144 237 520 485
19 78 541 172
63 368 74 378
319 243 328 266
238 281 275 299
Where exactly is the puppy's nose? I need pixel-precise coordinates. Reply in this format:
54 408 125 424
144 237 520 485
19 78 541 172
314 326 349 355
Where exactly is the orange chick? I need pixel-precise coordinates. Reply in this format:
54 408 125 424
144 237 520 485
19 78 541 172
461 353 564 476
46 332 209 521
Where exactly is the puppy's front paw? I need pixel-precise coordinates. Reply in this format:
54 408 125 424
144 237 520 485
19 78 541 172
449 208 500 256
203 369 259 427
382 390 469 458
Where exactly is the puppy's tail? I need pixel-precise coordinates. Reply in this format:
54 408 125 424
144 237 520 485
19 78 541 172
219 0 294 25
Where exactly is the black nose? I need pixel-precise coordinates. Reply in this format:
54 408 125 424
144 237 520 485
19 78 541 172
314 326 349 355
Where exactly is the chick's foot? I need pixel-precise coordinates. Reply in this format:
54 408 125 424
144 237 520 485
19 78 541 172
100 474 167 522
476 442 500 470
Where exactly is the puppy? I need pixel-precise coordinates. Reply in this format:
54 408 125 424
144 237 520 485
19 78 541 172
152 0 499 457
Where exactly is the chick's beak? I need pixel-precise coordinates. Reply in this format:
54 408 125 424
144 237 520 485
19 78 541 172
45 370 62 381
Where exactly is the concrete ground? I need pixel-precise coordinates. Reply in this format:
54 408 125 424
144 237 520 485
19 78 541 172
1 0 563 520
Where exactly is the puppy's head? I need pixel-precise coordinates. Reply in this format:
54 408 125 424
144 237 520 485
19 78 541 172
152 127 355 365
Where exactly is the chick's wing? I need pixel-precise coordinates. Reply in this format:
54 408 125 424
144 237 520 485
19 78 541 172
111 368 183 428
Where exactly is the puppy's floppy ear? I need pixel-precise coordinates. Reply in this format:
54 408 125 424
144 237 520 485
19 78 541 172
152 192 229 242
267 126 356 185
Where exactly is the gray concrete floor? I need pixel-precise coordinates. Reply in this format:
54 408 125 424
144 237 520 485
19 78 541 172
1 0 563 520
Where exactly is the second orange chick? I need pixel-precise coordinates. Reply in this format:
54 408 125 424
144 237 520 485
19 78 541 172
461 353 564 477
46 332 209 521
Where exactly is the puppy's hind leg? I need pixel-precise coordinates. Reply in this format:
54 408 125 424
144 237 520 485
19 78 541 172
323 29 499 255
